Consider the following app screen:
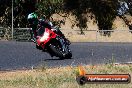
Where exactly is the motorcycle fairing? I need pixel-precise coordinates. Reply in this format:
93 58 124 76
37 28 57 49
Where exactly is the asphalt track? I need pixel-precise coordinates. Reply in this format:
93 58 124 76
0 41 132 70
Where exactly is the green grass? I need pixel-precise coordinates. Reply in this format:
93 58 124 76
0 64 132 88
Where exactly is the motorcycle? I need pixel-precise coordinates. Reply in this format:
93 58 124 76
36 27 72 59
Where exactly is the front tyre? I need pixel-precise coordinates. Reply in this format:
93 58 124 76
49 44 65 59
65 50 72 59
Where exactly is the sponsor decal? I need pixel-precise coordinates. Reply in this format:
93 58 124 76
76 66 131 85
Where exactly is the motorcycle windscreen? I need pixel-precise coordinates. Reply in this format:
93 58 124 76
37 27 45 36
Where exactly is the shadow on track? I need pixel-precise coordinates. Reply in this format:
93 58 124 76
44 57 73 61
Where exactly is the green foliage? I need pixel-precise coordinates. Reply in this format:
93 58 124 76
63 0 119 35
1 0 131 36
36 0 63 18
0 0 12 27
13 0 37 27
35 0 120 35
89 0 118 36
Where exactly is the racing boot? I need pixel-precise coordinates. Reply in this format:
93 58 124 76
63 37 71 45
36 44 43 50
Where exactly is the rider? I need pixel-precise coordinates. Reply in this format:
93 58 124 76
27 12 70 48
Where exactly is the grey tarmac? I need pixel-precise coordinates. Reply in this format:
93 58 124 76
0 41 132 70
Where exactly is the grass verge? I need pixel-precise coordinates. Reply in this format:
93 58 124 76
0 64 132 88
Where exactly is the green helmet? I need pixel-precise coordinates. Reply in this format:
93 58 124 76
27 12 37 19
27 12 38 25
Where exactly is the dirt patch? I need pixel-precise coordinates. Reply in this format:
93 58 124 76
52 14 132 42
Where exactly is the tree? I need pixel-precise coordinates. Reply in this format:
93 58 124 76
0 0 12 27
14 0 36 27
13 0 131 35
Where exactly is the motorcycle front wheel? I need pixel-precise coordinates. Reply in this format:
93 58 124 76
48 44 65 59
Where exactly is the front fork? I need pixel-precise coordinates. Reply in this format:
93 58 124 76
56 36 69 54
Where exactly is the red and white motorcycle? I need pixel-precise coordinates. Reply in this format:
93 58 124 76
36 27 72 59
